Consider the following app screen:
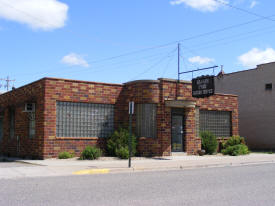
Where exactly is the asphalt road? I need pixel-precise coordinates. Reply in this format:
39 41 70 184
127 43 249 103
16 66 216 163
1 163 275 206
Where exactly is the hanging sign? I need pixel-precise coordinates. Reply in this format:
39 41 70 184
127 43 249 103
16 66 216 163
192 75 215 98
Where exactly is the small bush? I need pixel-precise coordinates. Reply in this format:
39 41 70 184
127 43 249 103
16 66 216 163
221 136 249 156
107 127 136 158
200 131 218 155
115 147 129 159
222 144 250 156
80 146 102 160
222 136 245 149
58 151 74 159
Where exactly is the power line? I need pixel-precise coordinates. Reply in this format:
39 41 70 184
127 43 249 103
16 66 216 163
2 0 275 67
185 24 275 51
189 27 275 52
2 0 275 83
17 19 274 80
19 49 177 79
86 13 275 65
0 1 62 30
0 1 137 48
19 17 275 79
213 0 275 22
130 48 177 81
161 51 177 77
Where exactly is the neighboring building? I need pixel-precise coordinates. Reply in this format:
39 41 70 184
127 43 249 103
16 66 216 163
0 77 238 159
215 61 275 150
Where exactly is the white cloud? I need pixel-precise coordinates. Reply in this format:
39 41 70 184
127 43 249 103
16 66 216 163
188 56 214 64
61 53 90 68
170 0 228 12
249 0 258 8
0 0 68 30
238 48 275 68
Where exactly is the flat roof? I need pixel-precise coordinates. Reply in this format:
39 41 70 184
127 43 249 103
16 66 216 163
0 76 237 98
220 61 275 76
44 77 123 87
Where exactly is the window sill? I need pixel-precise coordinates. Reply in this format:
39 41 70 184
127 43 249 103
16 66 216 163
138 137 156 140
56 137 100 140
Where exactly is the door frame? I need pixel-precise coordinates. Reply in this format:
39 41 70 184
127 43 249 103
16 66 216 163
171 108 186 152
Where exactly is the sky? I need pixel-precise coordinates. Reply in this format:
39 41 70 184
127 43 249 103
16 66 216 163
0 0 275 91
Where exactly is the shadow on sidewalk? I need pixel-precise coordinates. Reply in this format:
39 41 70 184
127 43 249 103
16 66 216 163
149 157 171 161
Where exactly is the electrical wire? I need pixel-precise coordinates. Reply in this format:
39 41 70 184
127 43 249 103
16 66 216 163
187 25 275 50
85 13 275 65
161 52 177 77
18 49 174 77
1 0 275 68
2 0 275 83
53 50 177 77
190 27 275 52
130 48 177 81
213 0 275 22
0 0 139 48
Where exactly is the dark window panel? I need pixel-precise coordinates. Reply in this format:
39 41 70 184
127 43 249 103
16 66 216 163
136 104 157 138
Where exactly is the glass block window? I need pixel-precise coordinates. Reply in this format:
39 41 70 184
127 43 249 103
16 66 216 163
56 102 114 138
0 114 3 141
199 110 231 137
195 107 200 137
136 104 157 138
10 108 15 139
29 113 35 138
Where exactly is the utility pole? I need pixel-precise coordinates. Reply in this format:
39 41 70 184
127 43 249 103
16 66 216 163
177 43 180 82
176 43 181 99
0 76 15 91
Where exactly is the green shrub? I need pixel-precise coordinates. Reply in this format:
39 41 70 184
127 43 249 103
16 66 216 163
115 147 129 159
222 136 246 149
222 144 250 156
106 127 136 158
200 131 218 154
58 151 74 159
80 146 102 160
221 135 249 156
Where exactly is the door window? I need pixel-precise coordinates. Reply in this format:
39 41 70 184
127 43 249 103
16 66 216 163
171 115 184 152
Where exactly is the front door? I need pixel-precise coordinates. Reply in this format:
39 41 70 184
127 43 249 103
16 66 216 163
171 115 185 152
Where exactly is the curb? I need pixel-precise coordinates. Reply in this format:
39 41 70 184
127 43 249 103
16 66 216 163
103 160 275 174
15 160 45 166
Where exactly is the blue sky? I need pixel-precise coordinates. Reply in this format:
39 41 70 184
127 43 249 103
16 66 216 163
0 0 275 91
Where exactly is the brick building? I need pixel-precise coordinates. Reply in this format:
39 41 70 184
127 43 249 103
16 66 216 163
0 77 238 159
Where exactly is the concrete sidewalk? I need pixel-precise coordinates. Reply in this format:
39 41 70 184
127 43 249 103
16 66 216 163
1 153 275 179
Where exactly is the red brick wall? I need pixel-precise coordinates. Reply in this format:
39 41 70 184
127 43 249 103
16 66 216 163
121 79 238 156
157 79 238 155
43 78 123 158
197 94 239 136
0 80 45 158
0 77 238 158
117 81 162 156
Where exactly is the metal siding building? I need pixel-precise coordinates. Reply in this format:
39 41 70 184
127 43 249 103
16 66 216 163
215 62 275 150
